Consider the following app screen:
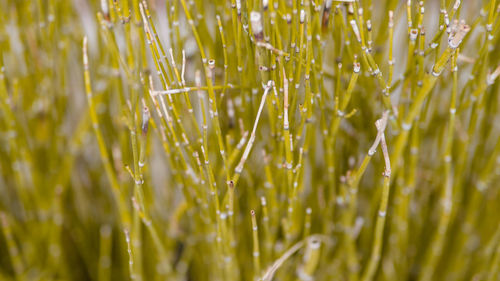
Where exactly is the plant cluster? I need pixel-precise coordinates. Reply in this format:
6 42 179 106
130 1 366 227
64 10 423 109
1 0 500 280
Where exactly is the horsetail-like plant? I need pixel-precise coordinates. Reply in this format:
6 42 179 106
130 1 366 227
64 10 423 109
1 0 500 280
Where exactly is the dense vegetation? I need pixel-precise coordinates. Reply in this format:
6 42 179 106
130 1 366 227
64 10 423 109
1 0 500 280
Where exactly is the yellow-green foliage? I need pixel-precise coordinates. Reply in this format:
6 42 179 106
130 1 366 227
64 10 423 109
1 0 500 280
